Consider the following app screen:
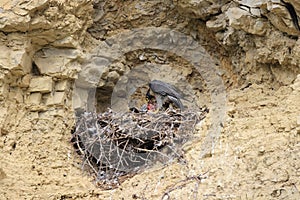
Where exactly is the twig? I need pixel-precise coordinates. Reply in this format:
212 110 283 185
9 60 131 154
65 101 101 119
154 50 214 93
71 108 208 188
161 171 209 200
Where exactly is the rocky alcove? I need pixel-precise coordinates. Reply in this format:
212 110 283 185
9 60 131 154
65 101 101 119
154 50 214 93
0 0 299 199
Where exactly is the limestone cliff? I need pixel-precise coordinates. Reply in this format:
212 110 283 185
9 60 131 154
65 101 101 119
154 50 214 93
0 0 299 199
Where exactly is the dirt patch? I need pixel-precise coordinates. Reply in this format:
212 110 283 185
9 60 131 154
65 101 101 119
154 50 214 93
0 0 300 199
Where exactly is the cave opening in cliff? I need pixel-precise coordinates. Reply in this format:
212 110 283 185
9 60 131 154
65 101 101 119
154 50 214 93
71 42 214 188
89 49 209 114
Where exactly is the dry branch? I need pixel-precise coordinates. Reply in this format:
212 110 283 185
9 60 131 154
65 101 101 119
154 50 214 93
72 108 208 189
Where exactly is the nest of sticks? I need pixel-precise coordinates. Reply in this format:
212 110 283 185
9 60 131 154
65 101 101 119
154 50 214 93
71 108 208 189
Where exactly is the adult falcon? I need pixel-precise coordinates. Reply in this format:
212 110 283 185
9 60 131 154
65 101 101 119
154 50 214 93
146 80 184 111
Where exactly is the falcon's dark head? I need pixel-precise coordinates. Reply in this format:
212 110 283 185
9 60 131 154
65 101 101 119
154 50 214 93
146 88 154 101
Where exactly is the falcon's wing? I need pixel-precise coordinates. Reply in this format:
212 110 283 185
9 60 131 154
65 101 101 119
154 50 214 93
168 95 184 110
149 80 183 99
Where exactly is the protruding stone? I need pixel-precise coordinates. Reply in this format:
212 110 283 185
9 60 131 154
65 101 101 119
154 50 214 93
270 66 295 85
107 71 120 82
27 92 42 105
206 13 227 32
0 84 9 100
55 80 68 91
0 46 31 74
72 87 89 110
0 168 6 180
226 7 267 36
34 57 64 74
33 48 83 75
0 106 8 135
29 76 53 93
20 74 31 88
291 74 300 91
264 1 300 36
176 0 225 20
297 115 300 126
51 36 80 48
8 88 24 103
45 92 65 105
76 57 110 88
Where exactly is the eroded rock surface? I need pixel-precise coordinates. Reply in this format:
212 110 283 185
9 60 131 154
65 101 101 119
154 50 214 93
0 0 299 199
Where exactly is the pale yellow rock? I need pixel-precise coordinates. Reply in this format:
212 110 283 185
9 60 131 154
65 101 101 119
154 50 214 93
33 48 83 75
8 88 23 103
29 76 53 93
20 74 31 88
51 36 80 48
176 0 223 20
34 57 64 74
290 0 300 13
27 92 42 105
227 7 267 36
45 92 65 105
291 74 300 91
0 46 11 69
297 115 300 126
0 12 31 32
0 45 31 73
264 1 300 36
270 66 296 85
27 111 39 119
48 109 66 118
72 87 89 109
0 84 9 100
53 92 65 105
0 0 16 10
206 13 227 32
12 7 28 16
76 62 107 87
1 0 300 199
55 80 68 91
0 106 8 131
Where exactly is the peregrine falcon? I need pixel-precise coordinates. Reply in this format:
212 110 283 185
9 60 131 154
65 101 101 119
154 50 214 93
146 80 184 111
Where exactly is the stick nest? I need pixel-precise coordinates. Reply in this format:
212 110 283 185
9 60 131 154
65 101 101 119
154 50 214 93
71 108 208 189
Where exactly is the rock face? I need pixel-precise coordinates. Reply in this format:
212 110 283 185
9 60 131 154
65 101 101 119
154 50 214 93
0 0 299 199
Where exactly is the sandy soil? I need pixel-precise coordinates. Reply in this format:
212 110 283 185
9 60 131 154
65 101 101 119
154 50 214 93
0 0 300 199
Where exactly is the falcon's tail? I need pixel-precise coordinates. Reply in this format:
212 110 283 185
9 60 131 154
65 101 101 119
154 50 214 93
168 95 184 111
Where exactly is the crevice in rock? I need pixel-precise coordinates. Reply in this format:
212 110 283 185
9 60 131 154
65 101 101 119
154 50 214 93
31 62 41 76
